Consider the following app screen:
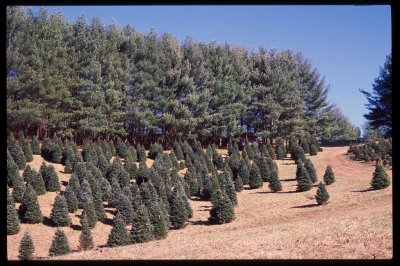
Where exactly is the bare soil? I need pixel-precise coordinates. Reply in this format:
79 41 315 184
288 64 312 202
7 146 392 260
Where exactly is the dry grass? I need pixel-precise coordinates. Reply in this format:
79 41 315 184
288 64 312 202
7 147 392 260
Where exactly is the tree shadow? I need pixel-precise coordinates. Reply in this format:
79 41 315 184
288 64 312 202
281 162 296 165
42 217 56 227
189 219 211 226
252 191 276 194
352 188 374 193
279 190 303 194
61 181 69 186
191 197 209 202
291 203 319 209
281 178 296 182
105 209 116 215
101 217 114 226
70 224 82 231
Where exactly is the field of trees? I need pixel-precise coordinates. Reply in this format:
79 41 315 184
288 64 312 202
7 6 392 260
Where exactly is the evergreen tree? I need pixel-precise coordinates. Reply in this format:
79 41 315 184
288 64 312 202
24 165 46 196
296 164 313 192
82 203 97 229
42 164 61 192
290 145 306 162
168 188 188 229
20 137 33 162
249 163 263 189
49 229 71 257
108 177 122 208
222 168 238 206
50 195 71 226
315 182 330 205
209 189 235 224
136 161 149 186
276 146 285 160
107 213 130 247
147 199 168 240
68 173 81 196
78 210 94 251
304 159 318 183
64 159 72 174
116 194 134 225
7 149 19 186
19 184 43 224
255 156 271 182
323 165 335 185
7 190 20 235
234 174 244 192
78 178 93 208
268 169 282 192
174 142 184 160
360 54 392 137
11 168 26 203
130 204 154 243
100 178 112 201
64 185 79 213
31 136 41 155
93 194 106 222
371 161 390 190
9 139 27 169
238 159 250 185
18 232 35 260
137 144 147 163
309 144 318 156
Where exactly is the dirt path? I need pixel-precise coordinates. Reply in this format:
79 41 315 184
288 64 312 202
7 146 392 260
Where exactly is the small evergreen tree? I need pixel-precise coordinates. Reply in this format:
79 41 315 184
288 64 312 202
64 159 72 174
174 142 184 160
315 182 330 205
371 161 390 190
276 146 285 160
136 144 147 163
18 232 35 260
20 138 33 162
49 229 71 257
100 178 112 201
209 189 235 224
68 173 81 196
234 174 244 192
239 159 250 185
9 139 27 169
116 194 134 225
78 210 94 251
31 136 41 155
323 165 335 185
255 156 271 182
107 213 131 247
223 169 238 206
7 190 20 235
168 188 188 229
19 184 43 224
290 145 306 162
249 163 263 189
78 178 93 208
24 166 46 196
82 203 97 229
296 164 313 192
42 164 61 192
130 204 154 243
304 159 318 183
268 169 282 192
64 185 79 213
12 171 26 203
108 177 122 208
309 144 318 156
50 195 71 226
92 194 106 222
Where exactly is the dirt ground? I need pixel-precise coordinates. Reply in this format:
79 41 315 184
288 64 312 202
7 146 392 260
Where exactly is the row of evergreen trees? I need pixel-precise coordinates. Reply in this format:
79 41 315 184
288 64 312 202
7 6 360 146
348 138 392 166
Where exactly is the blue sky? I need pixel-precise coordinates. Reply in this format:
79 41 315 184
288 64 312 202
32 5 392 132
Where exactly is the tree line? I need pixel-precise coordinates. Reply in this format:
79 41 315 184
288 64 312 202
7 6 359 147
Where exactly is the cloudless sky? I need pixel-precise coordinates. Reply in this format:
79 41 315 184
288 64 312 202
32 5 392 132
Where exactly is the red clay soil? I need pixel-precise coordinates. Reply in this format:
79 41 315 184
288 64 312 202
7 146 392 260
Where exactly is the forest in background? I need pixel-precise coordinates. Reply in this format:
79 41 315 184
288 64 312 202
7 7 360 147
